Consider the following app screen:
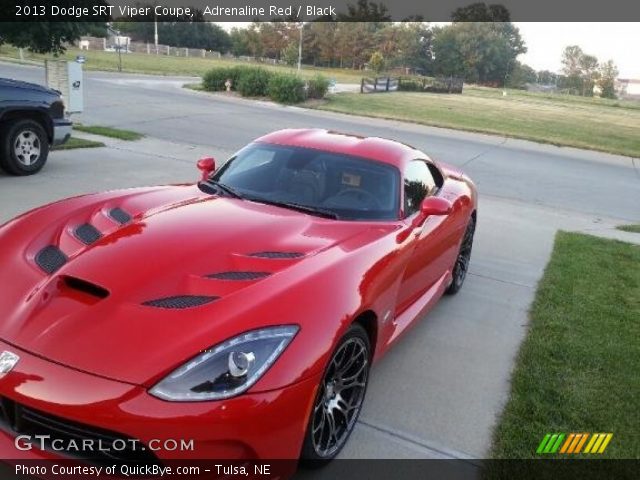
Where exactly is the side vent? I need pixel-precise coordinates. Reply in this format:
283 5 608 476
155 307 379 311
109 208 132 225
35 246 67 274
248 251 304 259
75 224 103 245
62 276 109 299
206 271 271 281
143 295 218 309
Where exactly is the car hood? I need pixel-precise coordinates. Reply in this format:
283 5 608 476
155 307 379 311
0 77 59 96
0 185 388 386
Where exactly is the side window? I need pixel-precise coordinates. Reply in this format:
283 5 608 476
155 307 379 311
404 160 436 217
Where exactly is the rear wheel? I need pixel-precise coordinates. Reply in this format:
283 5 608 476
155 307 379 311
301 324 371 465
0 119 49 176
446 215 476 295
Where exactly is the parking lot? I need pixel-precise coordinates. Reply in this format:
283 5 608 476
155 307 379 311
1 62 638 461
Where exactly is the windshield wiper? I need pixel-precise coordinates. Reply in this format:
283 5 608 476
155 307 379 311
248 198 340 219
202 180 242 199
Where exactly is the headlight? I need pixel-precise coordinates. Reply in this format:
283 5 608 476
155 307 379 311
149 326 299 402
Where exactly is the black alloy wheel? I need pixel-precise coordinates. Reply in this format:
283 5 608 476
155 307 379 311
301 324 371 464
446 215 476 295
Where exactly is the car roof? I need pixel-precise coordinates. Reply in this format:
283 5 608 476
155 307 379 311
255 129 426 169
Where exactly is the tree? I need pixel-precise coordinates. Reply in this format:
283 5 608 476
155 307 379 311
244 23 265 59
561 45 583 75
116 20 231 53
432 22 526 85
578 54 599 96
451 2 511 21
598 60 619 99
282 41 299 66
229 28 249 57
537 70 558 85
338 0 391 23
380 23 434 74
507 62 537 89
560 45 584 94
0 21 107 55
369 51 385 73
432 26 466 78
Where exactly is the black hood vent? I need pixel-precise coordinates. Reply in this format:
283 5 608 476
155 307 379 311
35 246 67 274
109 207 132 225
206 271 271 281
143 295 218 309
75 223 103 245
62 276 109 299
248 251 303 259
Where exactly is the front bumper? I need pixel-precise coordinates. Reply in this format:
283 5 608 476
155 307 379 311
0 340 319 461
52 119 72 146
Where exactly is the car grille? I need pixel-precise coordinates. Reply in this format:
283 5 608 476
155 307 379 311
0 397 158 464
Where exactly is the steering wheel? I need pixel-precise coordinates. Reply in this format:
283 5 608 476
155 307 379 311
330 188 381 209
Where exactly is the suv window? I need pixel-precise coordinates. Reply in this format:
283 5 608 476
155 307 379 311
404 160 437 217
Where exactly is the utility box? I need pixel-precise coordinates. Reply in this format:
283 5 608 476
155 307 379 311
45 59 84 113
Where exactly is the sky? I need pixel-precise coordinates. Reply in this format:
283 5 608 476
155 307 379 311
218 22 640 79
515 23 639 79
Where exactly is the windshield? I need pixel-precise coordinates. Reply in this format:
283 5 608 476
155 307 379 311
208 143 401 221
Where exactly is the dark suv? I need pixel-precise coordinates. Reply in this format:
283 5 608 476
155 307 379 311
0 78 72 175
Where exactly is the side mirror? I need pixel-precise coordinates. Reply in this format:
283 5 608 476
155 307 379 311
411 196 452 228
197 157 216 181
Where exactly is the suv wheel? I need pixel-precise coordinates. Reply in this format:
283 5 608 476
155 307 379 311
0 119 50 175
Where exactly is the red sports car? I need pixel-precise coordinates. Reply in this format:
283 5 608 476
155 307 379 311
0 129 476 465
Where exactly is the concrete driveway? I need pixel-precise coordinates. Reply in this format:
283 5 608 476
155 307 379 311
1 62 638 462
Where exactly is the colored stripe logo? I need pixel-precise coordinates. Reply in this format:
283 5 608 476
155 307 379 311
537 433 612 454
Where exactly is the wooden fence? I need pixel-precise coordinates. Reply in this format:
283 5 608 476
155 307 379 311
360 77 399 93
361 76 464 94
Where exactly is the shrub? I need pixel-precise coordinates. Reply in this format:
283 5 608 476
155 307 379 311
237 68 273 97
202 66 255 92
268 74 306 104
398 78 424 91
306 75 330 99
202 67 234 91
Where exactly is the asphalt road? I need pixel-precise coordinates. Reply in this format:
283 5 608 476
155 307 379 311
1 63 638 464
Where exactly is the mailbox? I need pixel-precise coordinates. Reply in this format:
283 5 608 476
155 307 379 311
45 59 84 114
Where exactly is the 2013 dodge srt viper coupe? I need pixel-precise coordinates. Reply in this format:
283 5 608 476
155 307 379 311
0 129 476 464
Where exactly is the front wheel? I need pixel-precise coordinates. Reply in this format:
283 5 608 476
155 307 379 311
446 215 476 295
0 119 50 176
301 324 371 464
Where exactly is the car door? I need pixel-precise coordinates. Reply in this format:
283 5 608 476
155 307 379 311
395 160 451 315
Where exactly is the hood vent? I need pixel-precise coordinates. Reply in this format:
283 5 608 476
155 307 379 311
142 295 218 309
248 251 303 259
62 276 109 299
109 208 132 225
35 246 68 274
75 224 103 245
206 271 271 281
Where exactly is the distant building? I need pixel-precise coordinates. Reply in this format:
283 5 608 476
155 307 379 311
616 79 640 99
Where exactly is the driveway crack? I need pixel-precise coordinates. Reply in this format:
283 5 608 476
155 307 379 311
461 137 508 167
357 418 480 461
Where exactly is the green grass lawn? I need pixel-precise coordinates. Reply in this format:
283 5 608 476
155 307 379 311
74 124 143 141
311 87 640 157
52 137 104 150
0 45 363 84
491 232 639 459
616 224 640 233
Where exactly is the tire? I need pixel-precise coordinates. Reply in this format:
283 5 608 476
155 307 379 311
300 323 371 465
446 215 476 295
0 119 50 176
